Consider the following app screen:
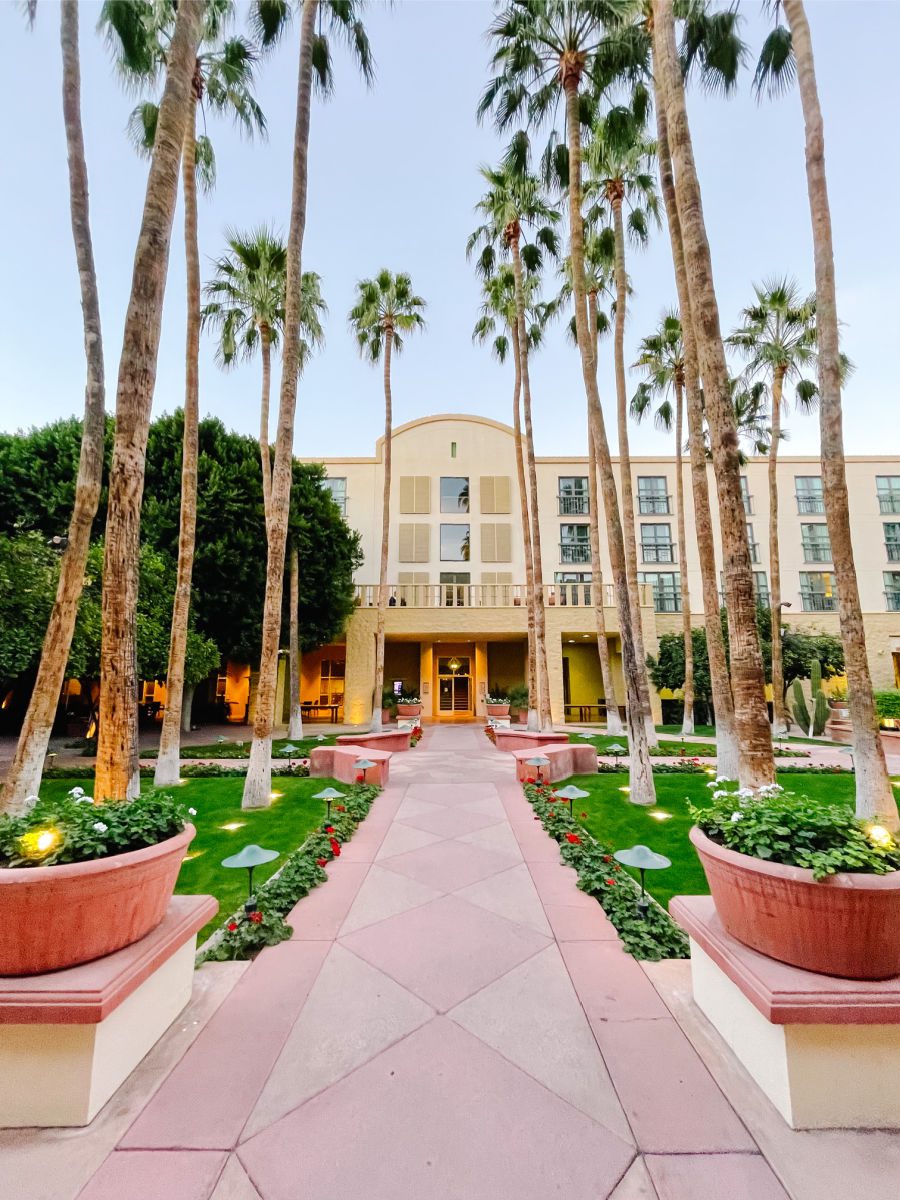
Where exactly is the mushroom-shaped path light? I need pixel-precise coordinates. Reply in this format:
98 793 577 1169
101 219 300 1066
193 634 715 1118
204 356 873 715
613 844 671 919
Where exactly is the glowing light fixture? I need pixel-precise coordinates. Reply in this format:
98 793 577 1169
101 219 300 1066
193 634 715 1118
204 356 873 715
649 810 673 821
553 784 590 817
614 843 672 919
221 821 246 832
867 824 895 849
18 827 63 861
221 843 280 912
618 786 631 794
313 786 345 821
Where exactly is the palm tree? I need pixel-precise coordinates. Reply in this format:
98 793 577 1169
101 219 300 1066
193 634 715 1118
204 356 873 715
348 271 426 731
652 0 774 789
241 0 373 810
1 0 107 814
632 311 695 734
781 0 897 827
468 154 559 729
93 0 204 801
728 278 817 735
481 0 656 804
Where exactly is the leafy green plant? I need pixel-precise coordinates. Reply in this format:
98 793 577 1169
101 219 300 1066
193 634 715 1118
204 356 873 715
486 684 509 703
875 690 900 724
506 682 529 712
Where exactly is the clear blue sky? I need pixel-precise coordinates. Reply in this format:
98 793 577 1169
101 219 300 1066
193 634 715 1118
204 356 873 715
1 1 897 459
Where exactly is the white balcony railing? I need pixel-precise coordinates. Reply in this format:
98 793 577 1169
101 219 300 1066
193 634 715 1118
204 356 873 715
352 582 652 610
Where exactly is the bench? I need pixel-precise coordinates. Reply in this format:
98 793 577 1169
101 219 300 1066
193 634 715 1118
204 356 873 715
310 745 391 787
510 742 598 784
336 730 411 753
492 729 568 753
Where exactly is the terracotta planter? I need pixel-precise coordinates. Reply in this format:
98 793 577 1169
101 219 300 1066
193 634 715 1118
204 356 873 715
690 826 900 980
396 703 422 718
486 703 510 718
0 824 194 976
381 707 395 725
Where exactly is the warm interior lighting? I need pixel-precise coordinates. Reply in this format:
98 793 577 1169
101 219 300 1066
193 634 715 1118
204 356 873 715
18 827 63 861
221 821 246 832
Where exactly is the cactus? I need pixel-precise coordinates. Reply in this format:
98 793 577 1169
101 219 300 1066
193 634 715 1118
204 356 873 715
791 679 811 733
809 659 822 696
812 690 829 737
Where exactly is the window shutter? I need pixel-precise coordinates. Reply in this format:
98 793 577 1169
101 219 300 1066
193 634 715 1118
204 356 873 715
494 476 511 513
399 477 415 514
398 524 415 561
481 523 497 561
495 523 512 562
413 524 430 562
480 476 495 514
414 476 431 513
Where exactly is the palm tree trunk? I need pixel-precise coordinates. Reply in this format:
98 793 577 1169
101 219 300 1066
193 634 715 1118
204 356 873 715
611 197 658 747
769 365 787 735
674 377 695 735
653 0 774 789
510 322 539 730
94 0 203 802
371 324 392 732
651 52 738 778
784 0 896 827
563 72 655 806
510 237 552 729
155 90 201 788
259 323 273 527
243 0 318 809
587 293 623 736
1 0 107 814
288 542 304 739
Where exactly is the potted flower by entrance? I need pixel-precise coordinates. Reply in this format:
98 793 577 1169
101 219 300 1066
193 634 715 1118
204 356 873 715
0 787 194 976
486 688 510 718
396 692 422 719
507 683 529 725
690 783 900 979
381 687 398 726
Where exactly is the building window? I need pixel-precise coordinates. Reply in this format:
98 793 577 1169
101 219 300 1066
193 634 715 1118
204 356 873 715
641 523 675 563
318 658 345 708
440 476 469 514
801 523 833 563
885 572 900 612
321 477 347 516
639 571 681 613
753 571 771 607
637 476 670 515
746 523 759 564
440 524 470 561
800 571 837 612
877 476 900 514
740 475 753 515
885 523 900 562
558 476 589 515
795 475 824 514
450 441 457 459
560 524 591 564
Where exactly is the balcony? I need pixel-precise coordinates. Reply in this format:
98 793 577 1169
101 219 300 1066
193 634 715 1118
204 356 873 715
558 494 589 516
800 590 837 613
796 494 825 514
641 544 676 564
878 495 900 515
886 589 900 612
637 494 671 515
559 542 591 565
353 582 652 610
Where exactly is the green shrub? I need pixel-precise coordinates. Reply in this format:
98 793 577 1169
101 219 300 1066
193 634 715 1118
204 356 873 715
507 683 529 711
875 690 900 722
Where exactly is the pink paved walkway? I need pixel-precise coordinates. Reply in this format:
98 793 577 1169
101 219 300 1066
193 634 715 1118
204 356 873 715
9 725 899 1199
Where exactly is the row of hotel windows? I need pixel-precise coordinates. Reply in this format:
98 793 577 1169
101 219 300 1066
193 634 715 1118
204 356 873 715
637 570 900 613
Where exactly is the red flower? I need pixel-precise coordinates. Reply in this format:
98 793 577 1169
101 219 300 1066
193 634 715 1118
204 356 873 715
602 855 612 863
249 911 263 924
227 921 238 932
605 879 616 886
336 805 346 813
329 838 341 856
325 825 334 833
565 833 581 845
580 812 587 819
316 858 327 867
613 864 622 872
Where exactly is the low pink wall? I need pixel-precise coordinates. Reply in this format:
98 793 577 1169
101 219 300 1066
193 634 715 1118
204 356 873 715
336 730 411 752
493 729 568 753
310 745 391 787
511 743 597 783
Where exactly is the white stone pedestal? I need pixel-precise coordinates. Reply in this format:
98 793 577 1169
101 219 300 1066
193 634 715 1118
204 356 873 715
0 894 216 1127
672 896 900 1130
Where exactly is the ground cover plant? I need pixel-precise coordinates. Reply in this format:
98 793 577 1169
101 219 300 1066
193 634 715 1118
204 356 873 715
140 734 336 760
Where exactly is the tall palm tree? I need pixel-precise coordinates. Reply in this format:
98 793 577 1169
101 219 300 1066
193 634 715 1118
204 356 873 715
101 0 267 787
241 0 373 810
93 0 204 801
632 311 695 734
1 0 107 814
652 0 774 789
348 271 426 731
481 0 656 805
468 153 559 729
781 0 897 827
728 278 817 735
584 110 661 744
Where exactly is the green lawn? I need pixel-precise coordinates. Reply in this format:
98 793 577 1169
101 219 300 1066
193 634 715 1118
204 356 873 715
568 732 717 757
563 771 899 912
655 724 717 738
142 735 337 760
39 776 341 941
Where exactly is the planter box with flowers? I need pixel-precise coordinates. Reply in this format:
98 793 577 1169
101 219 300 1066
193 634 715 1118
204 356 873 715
486 692 510 718
396 693 422 719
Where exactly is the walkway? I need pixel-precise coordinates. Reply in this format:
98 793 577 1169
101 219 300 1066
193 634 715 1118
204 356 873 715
5 725 899 1199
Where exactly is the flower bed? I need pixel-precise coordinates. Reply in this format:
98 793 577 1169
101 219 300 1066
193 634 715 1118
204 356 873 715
522 783 689 961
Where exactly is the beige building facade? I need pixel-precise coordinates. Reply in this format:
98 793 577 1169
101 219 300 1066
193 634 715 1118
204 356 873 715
299 413 900 726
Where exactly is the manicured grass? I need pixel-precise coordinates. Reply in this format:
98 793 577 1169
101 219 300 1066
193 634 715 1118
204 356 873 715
568 732 716 757
563 771 899 911
38 776 341 941
142 734 337 760
656 723 717 738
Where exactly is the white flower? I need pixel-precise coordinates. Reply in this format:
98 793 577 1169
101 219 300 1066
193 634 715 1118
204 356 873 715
715 775 732 785
713 789 730 800
706 781 718 789
77 796 93 804
730 812 743 823
736 787 754 800
188 808 197 816
68 786 85 798
92 822 108 834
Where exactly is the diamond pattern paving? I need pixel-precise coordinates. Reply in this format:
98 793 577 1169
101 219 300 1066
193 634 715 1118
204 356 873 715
377 836 517 893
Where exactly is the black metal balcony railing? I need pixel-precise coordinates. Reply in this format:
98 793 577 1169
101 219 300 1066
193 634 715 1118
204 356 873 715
558 494 589 516
802 545 833 563
641 544 676 564
800 590 837 612
796 494 825 514
637 494 671 515
886 589 900 612
560 542 591 564
886 542 900 562
878 495 900 515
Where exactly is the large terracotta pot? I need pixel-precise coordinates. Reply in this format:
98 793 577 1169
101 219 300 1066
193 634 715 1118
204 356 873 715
0 824 194 976
396 703 422 718
690 826 900 980
486 703 510 718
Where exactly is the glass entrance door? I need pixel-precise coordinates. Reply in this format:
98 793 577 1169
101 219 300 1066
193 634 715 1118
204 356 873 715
438 674 471 714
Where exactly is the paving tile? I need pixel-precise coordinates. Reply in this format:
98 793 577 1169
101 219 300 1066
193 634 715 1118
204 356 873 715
450 945 632 1140
238 1017 634 1200
544 903 619 942
243 944 432 1140
454 820 523 859
456 795 507 819
645 1154 790 1200
377 838 517 893
608 1157 658 1199
120 941 329 1150
397 805 500 838
210 1155 263 1200
286 862 370 940
561 941 670 1022
527 861 597 907
339 864 442 935
340 894 549 1011
394 797 446 820
374 822 443 861
455 863 551 935
593 1019 755 1153
409 781 499 806
77 1150 227 1200
511 830 566 863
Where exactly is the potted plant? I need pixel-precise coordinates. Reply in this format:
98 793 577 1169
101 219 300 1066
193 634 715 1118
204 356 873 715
381 687 398 725
396 691 422 718
0 787 195 976
690 783 900 979
507 683 529 725
875 690 900 753
828 681 849 717
486 686 510 718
